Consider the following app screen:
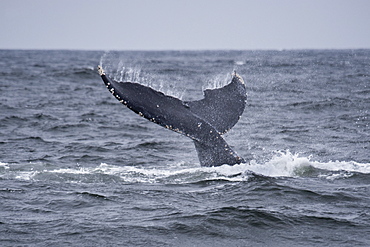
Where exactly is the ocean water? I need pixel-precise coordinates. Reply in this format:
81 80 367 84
0 49 369 246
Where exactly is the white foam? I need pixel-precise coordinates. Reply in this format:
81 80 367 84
15 171 38 181
41 162 251 184
247 150 370 178
0 162 10 169
96 162 251 183
311 159 370 174
49 167 93 175
2 152 369 183
247 151 313 177
234 61 245 66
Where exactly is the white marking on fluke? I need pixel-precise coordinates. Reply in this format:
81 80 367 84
97 65 105 76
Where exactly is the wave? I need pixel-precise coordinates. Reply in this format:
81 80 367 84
247 151 370 179
1 151 369 184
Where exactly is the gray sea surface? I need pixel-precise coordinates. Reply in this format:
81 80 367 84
0 49 369 246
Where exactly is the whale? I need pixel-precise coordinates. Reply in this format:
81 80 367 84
98 65 247 167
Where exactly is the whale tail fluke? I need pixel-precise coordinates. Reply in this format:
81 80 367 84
185 74 247 135
193 140 245 167
99 66 248 167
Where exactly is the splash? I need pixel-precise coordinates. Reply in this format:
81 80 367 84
203 72 232 91
248 151 314 177
99 51 146 83
248 150 370 179
0 151 370 184
1 152 369 183
44 163 253 184
99 52 185 99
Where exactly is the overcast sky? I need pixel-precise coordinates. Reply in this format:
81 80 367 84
1 0 370 50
